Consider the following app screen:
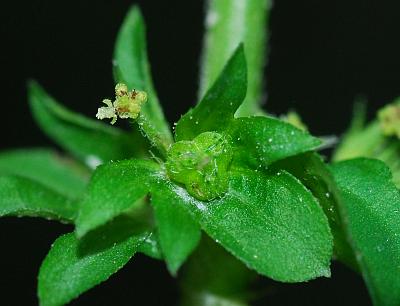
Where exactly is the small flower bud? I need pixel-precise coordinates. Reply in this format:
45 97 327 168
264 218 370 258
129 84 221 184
115 83 128 97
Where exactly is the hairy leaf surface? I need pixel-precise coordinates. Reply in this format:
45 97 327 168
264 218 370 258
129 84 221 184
273 153 358 269
331 158 400 306
172 170 333 282
175 45 247 141
151 178 201 274
76 159 159 237
229 117 321 167
39 217 148 306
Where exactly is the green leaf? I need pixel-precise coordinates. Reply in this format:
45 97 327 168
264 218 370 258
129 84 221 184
77 157 200 268
0 149 89 199
38 216 148 306
200 0 270 116
173 170 333 282
272 153 358 270
137 231 163 260
0 175 76 222
28 81 145 167
175 45 247 141
114 6 173 155
76 159 159 237
229 116 321 168
374 141 400 188
330 158 400 306
151 179 201 274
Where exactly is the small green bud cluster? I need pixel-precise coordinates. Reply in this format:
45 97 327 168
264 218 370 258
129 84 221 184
166 132 232 201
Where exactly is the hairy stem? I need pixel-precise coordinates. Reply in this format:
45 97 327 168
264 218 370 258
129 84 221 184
200 0 271 116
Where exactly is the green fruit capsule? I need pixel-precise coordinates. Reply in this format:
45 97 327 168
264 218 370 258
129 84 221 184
166 132 232 201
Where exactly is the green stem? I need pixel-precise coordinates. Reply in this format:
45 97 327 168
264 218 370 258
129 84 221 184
179 236 257 306
200 0 271 116
180 291 249 306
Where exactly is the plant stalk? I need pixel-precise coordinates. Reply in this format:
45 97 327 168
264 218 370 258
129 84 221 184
199 0 271 117
179 236 258 306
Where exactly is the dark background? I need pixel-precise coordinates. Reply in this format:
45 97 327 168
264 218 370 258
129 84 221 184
1 0 399 305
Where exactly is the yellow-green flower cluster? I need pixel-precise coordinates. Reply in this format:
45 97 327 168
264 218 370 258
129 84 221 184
96 83 147 124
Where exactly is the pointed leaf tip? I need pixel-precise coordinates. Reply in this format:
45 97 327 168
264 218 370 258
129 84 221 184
114 5 172 155
175 44 247 141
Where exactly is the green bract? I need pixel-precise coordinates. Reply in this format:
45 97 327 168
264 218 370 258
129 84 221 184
166 132 233 201
1 3 399 306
